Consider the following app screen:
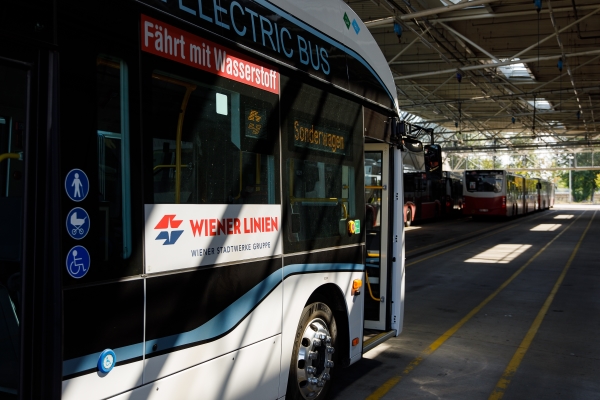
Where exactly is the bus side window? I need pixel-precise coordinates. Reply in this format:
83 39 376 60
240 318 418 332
149 71 279 206
96 56 132 260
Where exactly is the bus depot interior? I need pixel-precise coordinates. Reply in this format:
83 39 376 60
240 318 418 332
1 1 406 398
1 0 598 399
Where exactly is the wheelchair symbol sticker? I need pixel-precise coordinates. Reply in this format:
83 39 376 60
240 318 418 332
98 349 117 374
66 207 90 240
65 169 89 202
66 245 91 279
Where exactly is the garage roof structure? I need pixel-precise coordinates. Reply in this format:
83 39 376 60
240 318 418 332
346 0 600 169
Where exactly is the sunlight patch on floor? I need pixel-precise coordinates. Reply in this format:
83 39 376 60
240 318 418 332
465 244 532 264
554 214 574 219
530 224 561 231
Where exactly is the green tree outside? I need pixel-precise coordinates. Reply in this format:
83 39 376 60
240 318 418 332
560 170 598 202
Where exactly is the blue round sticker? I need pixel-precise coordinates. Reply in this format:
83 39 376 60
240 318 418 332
66 207 90 240
98 349 117 374
66 245 91 279
64 169 89 202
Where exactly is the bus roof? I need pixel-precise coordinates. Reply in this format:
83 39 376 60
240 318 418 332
270 0 399 115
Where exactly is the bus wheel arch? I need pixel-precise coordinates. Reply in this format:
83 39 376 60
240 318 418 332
287 291 343 400
304 285 349 365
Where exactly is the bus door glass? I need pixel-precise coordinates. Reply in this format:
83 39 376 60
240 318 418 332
364 144 389 330
0 62 27 398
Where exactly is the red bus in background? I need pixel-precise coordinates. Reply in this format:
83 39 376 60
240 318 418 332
463 170 553 219
535 179 556 210
463 170 524 218
402 138 462 226
525 176 538 212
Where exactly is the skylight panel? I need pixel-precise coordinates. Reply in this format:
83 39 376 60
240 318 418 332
498 59 535 80
528 99 552 110
440 0 485 7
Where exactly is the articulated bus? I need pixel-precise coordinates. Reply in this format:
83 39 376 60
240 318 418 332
401 138 461 226
1 0 406 399
463 170 553 219
464 170 524 218
535 178 556 210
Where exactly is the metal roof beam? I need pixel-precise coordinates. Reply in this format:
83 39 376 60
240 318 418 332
394 50 600 80
510 6 600 60
399 0 502 20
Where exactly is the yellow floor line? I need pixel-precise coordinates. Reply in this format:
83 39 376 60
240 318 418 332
488 210 595 400
406 211 554 257
406 210 550 267
366 213 583 400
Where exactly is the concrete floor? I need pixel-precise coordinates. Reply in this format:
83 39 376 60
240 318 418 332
330 205 600 400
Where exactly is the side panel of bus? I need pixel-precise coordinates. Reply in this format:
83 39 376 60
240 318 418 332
524 177 537 213
57 4 374 399
1 0 400 398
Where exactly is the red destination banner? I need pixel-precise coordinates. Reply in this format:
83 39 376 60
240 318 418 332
141 14 279 94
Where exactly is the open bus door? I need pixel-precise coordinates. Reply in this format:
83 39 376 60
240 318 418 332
363 143 404 351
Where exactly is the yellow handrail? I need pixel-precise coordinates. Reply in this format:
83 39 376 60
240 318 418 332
152 74 197 203
290 197 343 203
0 153 22 164
364 271 380 302
233 153 263 200
153 164 177 171
97 58 120 69
365 185 384 190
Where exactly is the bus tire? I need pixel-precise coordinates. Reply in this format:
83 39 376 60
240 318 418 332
287 302 338 400
405 209 412 227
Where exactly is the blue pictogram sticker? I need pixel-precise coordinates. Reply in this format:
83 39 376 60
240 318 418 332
98 349 117 374
65 169 89 202
66 245 91 279
66 207 90 240
352 19 360 34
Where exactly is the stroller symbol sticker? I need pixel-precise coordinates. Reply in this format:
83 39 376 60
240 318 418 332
66 207 90 240
65 169 89 202
66 245 91 279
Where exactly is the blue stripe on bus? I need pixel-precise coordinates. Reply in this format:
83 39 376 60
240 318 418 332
144 268 283 355
254 0 395 105
283 263 364 278
63 343 143 377
62 263 363 376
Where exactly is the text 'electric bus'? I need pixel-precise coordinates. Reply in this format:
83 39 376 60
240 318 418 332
0 0 407 399
463 170 554 219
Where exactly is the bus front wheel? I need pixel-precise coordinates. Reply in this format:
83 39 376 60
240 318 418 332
405 208 412 227
287 302 338 400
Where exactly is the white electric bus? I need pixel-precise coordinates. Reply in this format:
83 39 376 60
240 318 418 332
0 0 405 398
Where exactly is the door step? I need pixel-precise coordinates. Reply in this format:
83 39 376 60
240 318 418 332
362 329 396 354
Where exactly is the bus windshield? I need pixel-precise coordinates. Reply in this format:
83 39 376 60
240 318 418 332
465 171 503 193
